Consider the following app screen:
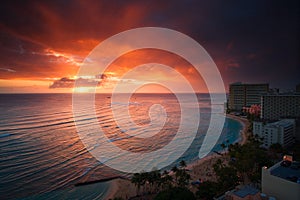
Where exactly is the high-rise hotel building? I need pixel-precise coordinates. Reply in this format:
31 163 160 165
260 94 300 120
296 83 300 93
228 82 269 111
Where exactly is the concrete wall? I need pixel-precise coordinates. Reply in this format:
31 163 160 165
262 166 300 200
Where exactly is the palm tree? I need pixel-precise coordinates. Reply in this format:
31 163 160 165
179 160 187 169
172 161 191 188
163 170 169 176
226 139 230 145
220 143 226 154
177 169 191 188
171 166 178 173
151 170 161 193
145 170 159 194
161 170 173 190
171 166 179 185
131 173 142 195
140 172 148 194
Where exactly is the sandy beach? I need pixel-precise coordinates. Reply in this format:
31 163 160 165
226 114 250 145
187 114 249 193
105 178 134 200
107 115 249 199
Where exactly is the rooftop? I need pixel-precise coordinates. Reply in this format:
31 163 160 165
265 119 295 128
263 93 300 97
230 82 268 86
270 162 300 183
232 185 260 198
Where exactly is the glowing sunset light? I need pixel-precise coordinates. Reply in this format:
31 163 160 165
0 1 299 199
73 87 94 93
0 1 298 93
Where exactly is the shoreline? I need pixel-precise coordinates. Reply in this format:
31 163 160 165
187 114 249 168
105 177 136 200
226 114 249 145
104 179 119 200
107 115 249 199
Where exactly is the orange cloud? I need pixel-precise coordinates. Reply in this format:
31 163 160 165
103 49 209 93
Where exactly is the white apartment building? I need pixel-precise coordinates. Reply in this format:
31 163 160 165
253 119 295 148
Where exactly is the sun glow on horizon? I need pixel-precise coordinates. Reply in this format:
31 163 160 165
0 44 214 93
73 87 95 93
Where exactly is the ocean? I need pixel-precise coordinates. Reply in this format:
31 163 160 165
0 93 242 199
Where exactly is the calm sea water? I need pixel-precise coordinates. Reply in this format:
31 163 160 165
0 93 242 199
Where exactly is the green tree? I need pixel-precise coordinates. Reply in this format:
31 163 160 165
213 159 238 191
171 166 179 184
171 162 190 188
196 181 219 200
269 143 283 153
176 169 191 188
109 198 124 200
154 187 196 200
148 170 161 193
131 173 143 195
160 170 173 190
179 160 187 168
220 143 226 153
292 142 300 160
228 137 273 183
171 165 178 173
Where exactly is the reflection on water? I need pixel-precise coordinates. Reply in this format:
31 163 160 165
0 93 242 199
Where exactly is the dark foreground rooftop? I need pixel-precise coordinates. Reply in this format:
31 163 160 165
233 185 259 198
271 163 300 183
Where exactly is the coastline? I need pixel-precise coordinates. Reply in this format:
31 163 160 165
107 115 249 199
105 178 136 200
226 114 249 145
105 179 118 200
185 114 249 192
187 114 248 171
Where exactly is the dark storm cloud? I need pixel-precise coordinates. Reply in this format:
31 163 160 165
0 0 299 90
142 0 300 89
49 77 75 88
49 74 107 88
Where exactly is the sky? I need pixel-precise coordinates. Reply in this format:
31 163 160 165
0 0 299 93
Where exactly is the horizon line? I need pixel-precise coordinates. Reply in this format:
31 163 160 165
0 92 228 95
